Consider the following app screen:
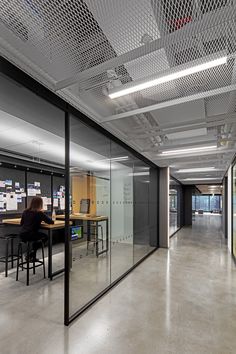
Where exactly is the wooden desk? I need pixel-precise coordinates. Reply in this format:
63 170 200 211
56 214 108 222
56 214 109 257
2 219 68 280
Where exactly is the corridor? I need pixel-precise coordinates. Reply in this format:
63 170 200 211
1 214 236 354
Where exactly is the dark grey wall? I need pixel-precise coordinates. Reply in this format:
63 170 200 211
159 167 169 248
183 185 194 226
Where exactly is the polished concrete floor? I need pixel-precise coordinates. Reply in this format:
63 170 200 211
1 215 236 353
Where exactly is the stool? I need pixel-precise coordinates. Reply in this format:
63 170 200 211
0 234 19 277
16 240 46 286
87 224 104 257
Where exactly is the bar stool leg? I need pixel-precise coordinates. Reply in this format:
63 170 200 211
11 237 14 268
21 244 23 271
26 243 30 286
96 223 98 257
5 238 9 277
101 226 104 250
16 243 21 281
33 258 36 275
33 243 36 275
41 241 46 279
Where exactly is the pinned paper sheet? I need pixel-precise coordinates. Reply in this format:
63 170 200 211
53 198 59 207
6 193 17 211
42 197 48 211
27 188 36 196
47 198 51 205
34 182 41 195
5 180 12 186
17 195 22 203
0 181 5 188
60 198 65 210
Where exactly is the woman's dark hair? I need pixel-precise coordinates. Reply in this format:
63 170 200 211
28 196 43 212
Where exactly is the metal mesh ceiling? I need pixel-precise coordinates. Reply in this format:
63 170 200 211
0 0 236 182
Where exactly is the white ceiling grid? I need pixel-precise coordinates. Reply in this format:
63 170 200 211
0 0 236 183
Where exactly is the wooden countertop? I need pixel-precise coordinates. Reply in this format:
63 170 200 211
2 218 69 229
56 214 108 221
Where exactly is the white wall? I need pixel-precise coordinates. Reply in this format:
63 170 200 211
227 166 232 253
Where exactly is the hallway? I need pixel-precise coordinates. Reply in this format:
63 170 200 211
1 215 236 354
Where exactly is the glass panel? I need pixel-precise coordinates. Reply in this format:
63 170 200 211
209 195 221 211
233 165 236 258
69 115 111 316
110 143 134 281
195 195 200 210
194 195 222 213
192 195 196 210
0 73 65 303
133 162 157 263
199 195 210 211
169 178 182 236
68 118 158 317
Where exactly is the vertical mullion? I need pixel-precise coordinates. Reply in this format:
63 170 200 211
64 109 70 326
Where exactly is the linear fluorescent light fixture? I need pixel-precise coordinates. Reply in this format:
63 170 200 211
109 56 227 99
176 167 215 173
109 156 129 162
95 156 129 162
161 145 216 156
128 172 150 176
182 177 220 181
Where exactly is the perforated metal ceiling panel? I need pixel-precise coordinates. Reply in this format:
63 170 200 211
0 0 236 183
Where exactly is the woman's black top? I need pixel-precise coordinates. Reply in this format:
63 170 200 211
20 210 54 234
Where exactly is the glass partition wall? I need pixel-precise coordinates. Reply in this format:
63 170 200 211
232 162 236 259
0 58 158 325
169 177 182 236
68 116 158 320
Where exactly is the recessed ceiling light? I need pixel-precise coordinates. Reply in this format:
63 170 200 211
109 56 227 99
161 145 217 155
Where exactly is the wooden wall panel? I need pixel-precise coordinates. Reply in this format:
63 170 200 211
72 175 96 214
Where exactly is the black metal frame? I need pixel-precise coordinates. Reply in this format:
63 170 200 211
231 155 236 261
0 56 159 326
223 176 228 239
169 175 183 236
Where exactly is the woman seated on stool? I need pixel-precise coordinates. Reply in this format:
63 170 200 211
20 196 54 262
